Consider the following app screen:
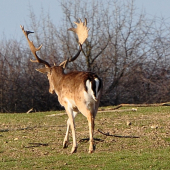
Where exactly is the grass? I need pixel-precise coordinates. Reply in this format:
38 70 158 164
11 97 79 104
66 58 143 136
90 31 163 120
0 106 170 169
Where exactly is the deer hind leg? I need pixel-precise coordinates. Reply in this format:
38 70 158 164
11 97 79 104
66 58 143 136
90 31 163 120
63 111 78 149
87 111 95 153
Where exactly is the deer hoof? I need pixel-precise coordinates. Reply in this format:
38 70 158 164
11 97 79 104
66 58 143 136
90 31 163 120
88 150 94 154
88 144 95 153
70 147 77 154
63 141 69 148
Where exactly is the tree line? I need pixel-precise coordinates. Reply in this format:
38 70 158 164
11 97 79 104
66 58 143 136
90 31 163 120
1 0 170 112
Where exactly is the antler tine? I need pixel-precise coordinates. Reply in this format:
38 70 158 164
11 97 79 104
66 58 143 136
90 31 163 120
20 25 51 68
84 18 87 26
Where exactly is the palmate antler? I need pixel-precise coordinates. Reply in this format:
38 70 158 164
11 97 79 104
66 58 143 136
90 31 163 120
20 18 89 68
68 18 89 45
58 18 89 67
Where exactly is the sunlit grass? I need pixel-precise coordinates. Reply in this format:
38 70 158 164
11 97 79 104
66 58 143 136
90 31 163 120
0 107 170 169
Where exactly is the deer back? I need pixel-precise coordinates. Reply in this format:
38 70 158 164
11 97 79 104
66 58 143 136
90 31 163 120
49 66 102 108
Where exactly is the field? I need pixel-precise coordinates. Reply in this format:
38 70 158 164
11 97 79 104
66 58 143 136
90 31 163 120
0 106 170 169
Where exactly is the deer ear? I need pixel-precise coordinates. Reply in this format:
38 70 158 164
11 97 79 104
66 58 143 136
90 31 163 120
36 67 51 74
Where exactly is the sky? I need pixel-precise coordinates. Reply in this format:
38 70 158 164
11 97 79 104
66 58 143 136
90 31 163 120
0 0 62 40
1 0 170 41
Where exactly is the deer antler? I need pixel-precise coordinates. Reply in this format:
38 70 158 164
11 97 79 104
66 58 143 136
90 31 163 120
68 18 89 45
20 25 51 68
59 18 89 68
20 18 89 69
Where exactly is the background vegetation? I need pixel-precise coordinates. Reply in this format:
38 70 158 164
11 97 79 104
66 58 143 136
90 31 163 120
1 0 170 112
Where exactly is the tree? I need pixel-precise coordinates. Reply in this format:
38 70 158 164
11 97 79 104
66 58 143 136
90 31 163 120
1 0 170 112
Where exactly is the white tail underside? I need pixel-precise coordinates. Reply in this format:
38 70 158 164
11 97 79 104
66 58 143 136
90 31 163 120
85 78 100 102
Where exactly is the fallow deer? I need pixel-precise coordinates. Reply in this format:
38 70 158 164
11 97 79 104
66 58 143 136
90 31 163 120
20 18 102 153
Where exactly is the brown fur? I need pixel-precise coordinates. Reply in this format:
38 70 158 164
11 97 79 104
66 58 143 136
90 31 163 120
37 66 102 153
51 67 102 103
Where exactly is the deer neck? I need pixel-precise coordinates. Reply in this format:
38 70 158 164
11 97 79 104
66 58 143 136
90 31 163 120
51 67 65 95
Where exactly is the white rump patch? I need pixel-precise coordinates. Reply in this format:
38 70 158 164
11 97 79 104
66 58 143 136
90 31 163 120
84 78 100 111
85 79 99 102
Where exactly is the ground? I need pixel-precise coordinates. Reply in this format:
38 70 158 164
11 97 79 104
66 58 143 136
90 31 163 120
0 106 170 169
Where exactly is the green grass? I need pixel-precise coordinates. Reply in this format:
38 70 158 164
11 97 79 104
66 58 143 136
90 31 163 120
0 107 170 169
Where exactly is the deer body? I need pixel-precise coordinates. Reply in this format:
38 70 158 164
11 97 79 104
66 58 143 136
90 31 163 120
38 66 102 153
20 18 103 153
48 68 101 106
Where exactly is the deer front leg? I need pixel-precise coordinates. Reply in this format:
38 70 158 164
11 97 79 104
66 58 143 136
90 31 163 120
63 111 78 149
65 108 77 154
63 118 70 148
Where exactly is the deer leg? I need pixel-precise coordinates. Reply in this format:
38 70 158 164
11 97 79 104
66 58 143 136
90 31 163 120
65 108 77 154
87 113 95 153
63 111 78 149
63 118 70 148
